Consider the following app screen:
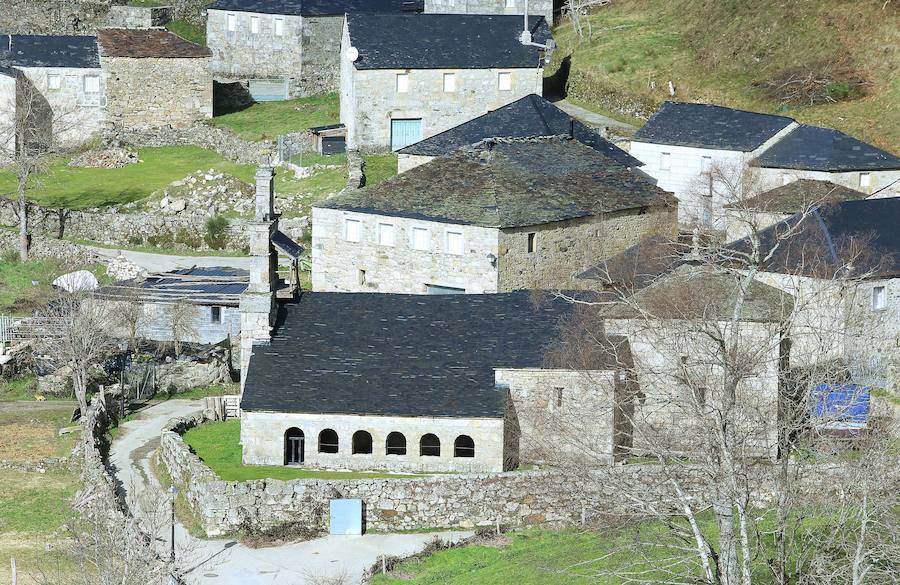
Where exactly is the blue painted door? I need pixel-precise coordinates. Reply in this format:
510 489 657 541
391 118 423 151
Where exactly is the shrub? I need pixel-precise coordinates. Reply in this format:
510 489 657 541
175 227 202 249
1 248 19 264
204 215 229 250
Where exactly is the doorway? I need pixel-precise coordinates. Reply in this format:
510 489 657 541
284 427 305 465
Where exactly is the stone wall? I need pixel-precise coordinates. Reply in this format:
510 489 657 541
0 0 119 35
299 16 344 97
102 56 213 129
311 207 500 293
0 229 102 265
240 410 507 473
755 167 900 198
424 0 554 24
207 9 305 95
845 278 900 389
498 206 678 290
105 5 173 28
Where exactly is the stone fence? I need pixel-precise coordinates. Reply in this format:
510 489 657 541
0 229 102 265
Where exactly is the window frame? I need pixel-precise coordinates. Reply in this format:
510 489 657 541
445 230 464 255
344 218 362 242
410 226 430 251
210 306 222 324
377 222 395 247
497 71 512 91
872 285 887 311
527 232 537 253
386 432 407 456
419 433 441 457
47 73 62 90
318 428 339 454
226 12 237 31
273 17 284 36
859 172 872 188
396 72 409 93
442 72 456 93
250 15 260 34
83 74 101 94
453 435 475 458
659 152 671 171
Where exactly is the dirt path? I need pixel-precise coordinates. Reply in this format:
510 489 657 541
108 400 465 585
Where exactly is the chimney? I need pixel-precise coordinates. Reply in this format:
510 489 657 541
239 157 279 389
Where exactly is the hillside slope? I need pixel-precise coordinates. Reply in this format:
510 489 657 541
548 0 899 150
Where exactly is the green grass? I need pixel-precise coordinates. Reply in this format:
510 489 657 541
208 93 340 141
0 146 252 209
68 238 249 257
0 403 78 460
363 154 398 187
183 420 421 481
0 376 40 401
0 258 109 315
167 19 206 45
163 383 239 400
550 0 900 150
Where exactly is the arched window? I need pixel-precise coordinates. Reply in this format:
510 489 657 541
386 432 407 455
352 430 373 454
284 427 304 465
318 429 339 454
454 435 475 458
419 433 441 457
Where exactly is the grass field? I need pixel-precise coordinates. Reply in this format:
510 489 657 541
208 93 340 141
167 19 206 45
183 419 420 481
551 0 900 150
0 258 110 315
0 402 78 460
362 154 398 187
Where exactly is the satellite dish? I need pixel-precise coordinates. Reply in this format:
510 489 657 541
345 46 359 62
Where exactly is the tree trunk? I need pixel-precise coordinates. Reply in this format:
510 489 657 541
17 172 28 262
72 367 88 416
715 499 740 585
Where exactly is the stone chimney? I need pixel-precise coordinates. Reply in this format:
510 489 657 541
239 157 279 388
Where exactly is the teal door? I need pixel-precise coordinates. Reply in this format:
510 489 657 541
391 118 423 151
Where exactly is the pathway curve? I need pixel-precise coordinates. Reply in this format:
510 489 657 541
108 400 466 585
86 246 252 272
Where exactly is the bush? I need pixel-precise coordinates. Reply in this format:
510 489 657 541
204 215 230 250
1 248 19 264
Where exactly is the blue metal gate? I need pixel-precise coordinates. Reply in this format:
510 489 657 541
390 118 423 151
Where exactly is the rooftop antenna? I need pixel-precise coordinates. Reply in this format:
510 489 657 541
519 0 556 64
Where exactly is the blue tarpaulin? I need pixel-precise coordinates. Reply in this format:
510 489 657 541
811 383 870 429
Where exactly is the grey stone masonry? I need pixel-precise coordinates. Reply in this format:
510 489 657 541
106 6 174 29
425 0 553 24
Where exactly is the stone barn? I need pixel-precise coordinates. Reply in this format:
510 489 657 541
312 136 677 294
239 291 635 473
98 28 212 130
339 13 550 151
0 34 105 149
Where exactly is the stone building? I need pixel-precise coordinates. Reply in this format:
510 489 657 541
312 137 677 294
240 290 634 473
98 29 212 130
396 93 641 173
425 0 553 23
340 13 550 151
94 267 248 346
630 102 797 229
731 197 900 389
0 34 105 149
206 0 416 99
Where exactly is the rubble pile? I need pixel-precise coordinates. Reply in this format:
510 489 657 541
144 169 255 217
68 148 140 169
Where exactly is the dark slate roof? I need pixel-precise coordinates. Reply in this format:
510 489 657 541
0 35 99 69
272 230 303 260
98 29 211 58
633 102 795 151
207 0 418 16
346 13 551 69
752 124 900 172
398 94 641 167
728 197 900 279
319 137 676 228
728 179 867 213
241 291 626 418
603 264 794 322
94 267 249 306
576 235 690 292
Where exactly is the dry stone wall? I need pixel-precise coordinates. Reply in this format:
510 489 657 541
105 5 173 28
0 0 119 35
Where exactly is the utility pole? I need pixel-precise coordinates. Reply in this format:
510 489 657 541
169 485 178 563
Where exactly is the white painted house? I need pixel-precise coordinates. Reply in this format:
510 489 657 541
339 13 549 151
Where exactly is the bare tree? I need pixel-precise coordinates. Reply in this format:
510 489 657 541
0 71 75 261
169 299 199 357
32 292 119 414
116 287 146 354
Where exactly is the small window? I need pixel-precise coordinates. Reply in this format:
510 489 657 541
318 429 339 453
497 71 512 91
860 173 872 188
344 218 361 242
274 17 284 36
386 432 407 455
872 286 886 311
454 435 475 458
660 152 671 171
352 430 373 454
443 72 456 92
377 223 395 246
83 75 100 94
701 155 712 172
358 269 367 285
420 433 441 456
527 232 537 253
210 306 222 324
782 173 792 186
250 15 259 34
47 74 61 90
505 0 516 7
226 13 237 31
396 72 409 93
445 230 464 255
411 226 429 251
